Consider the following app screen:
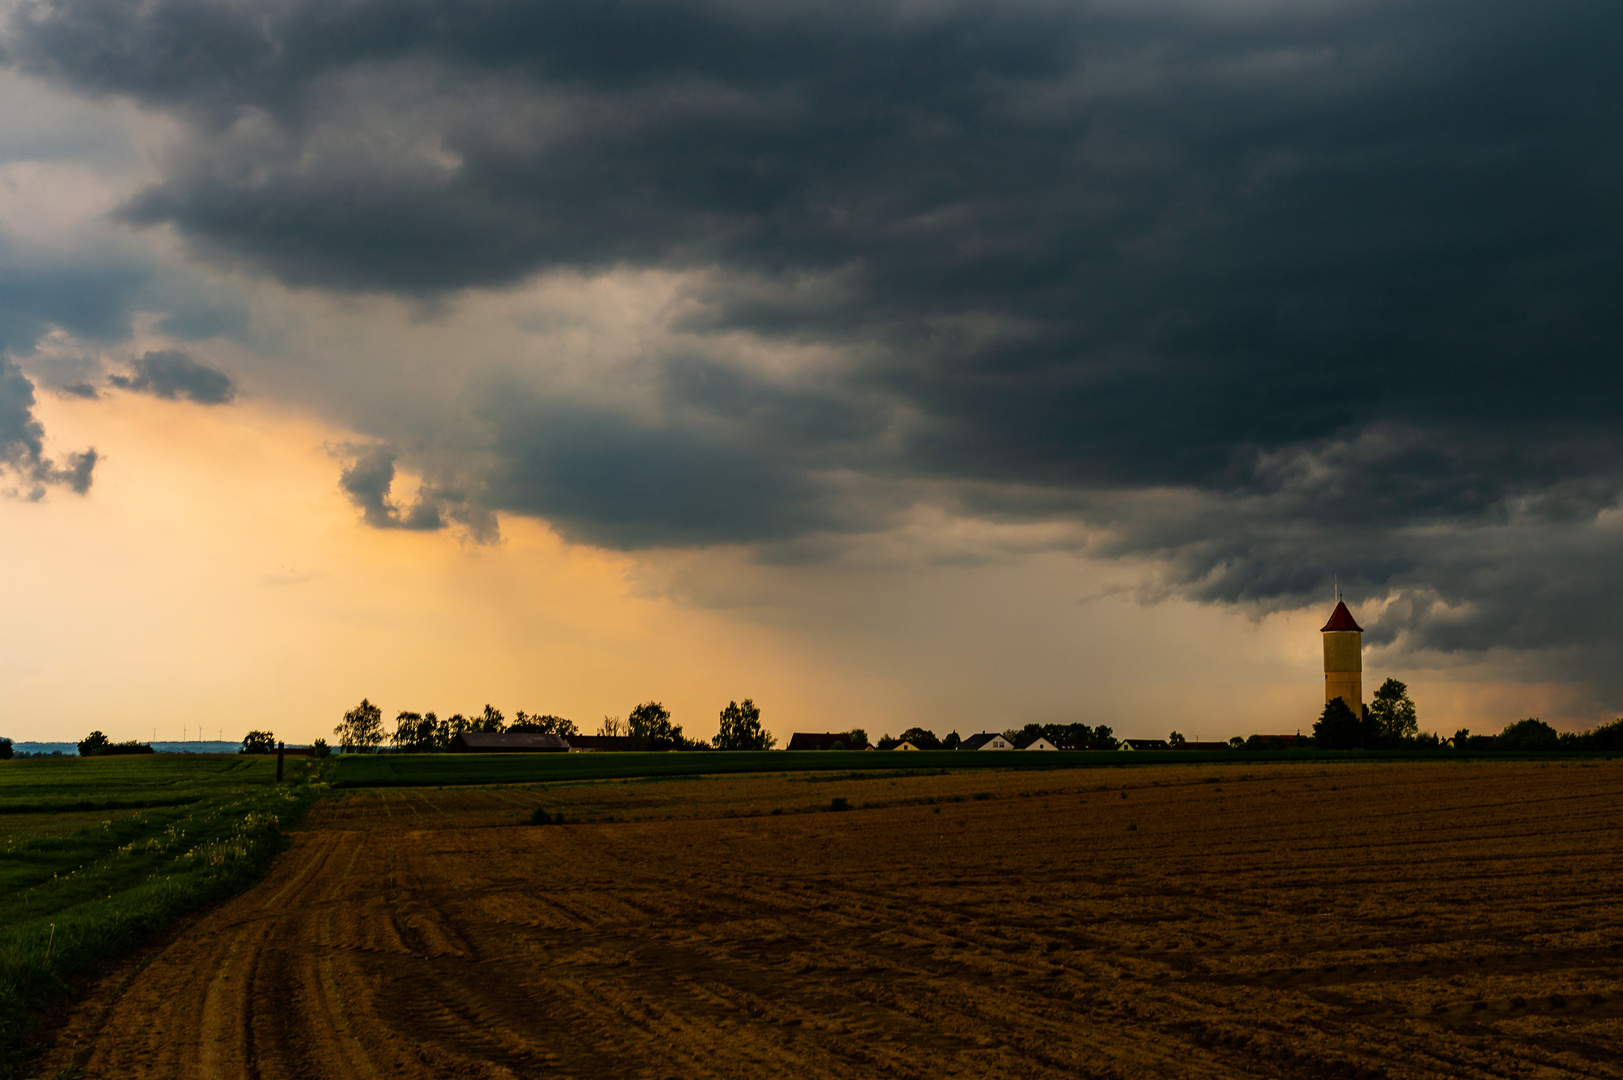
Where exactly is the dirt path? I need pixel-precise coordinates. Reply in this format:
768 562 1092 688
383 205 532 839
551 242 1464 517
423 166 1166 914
32 761 1623 1078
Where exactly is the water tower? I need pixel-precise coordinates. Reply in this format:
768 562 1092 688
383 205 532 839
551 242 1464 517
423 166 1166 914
1322 599 1364 716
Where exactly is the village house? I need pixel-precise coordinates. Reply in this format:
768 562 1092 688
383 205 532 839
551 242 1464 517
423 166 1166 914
1118 738 1170 751
959 732 1014 750
787 732 870 750
1018 736 1059 750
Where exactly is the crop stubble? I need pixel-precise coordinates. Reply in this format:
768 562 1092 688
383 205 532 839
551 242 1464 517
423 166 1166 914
33 761 1623 1078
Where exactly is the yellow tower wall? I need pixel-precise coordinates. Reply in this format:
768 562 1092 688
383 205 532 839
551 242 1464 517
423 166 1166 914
1322 630 1363 715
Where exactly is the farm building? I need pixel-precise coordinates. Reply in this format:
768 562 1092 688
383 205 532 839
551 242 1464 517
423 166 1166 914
1119 739 1171 751
565 735 637 752
1180 741 1231 752
960 732 1013 750
787 732 870 750
449 732 569 753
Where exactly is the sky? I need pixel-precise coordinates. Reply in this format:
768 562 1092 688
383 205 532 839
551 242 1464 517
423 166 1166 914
1 0 1619 746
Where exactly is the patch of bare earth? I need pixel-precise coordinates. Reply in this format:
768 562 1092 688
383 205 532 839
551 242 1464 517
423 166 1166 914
31 760 1623 1078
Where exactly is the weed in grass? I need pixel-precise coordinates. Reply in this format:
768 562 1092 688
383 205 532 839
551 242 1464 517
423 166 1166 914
830 797 850 812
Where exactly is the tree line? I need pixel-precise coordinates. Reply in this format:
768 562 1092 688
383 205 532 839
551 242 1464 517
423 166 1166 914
1310 678 1623 751
330 697 776 753
861 723 1118 750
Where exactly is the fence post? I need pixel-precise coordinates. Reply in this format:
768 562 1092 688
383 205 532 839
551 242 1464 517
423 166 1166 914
276 740 285 783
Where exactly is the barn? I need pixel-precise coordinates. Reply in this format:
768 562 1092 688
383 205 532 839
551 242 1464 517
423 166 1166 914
449 732 569 753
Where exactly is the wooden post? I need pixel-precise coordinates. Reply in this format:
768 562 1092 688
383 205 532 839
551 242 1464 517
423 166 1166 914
276 740 285 783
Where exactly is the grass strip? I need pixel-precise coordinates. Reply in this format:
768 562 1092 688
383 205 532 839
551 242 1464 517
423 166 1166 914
331 746 1621 788
0 757 326 1074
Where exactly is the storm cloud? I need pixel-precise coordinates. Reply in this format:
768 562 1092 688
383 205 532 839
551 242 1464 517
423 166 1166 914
0 357 96 497
6 0 1623 669
109 349 235 404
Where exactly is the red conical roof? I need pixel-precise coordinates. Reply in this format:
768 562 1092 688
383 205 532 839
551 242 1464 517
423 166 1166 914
1321 600 1363 632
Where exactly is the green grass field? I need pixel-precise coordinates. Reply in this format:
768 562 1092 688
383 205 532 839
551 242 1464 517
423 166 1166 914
0 754 322 1070
326 744 1599 788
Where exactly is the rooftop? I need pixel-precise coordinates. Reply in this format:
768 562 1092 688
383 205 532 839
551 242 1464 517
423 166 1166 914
1321 600 1363 633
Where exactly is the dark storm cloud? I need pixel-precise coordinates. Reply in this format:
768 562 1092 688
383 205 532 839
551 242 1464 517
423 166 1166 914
338 445 446 531
108 349 235 404
0 357 96 497
7 0 1623 667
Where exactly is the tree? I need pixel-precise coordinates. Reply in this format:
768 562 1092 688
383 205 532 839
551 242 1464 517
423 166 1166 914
0 737 12 761
1368 678 1418 746
942 730 961 750
1168 731 1186 748
847 728 869 749
628 701 686 750
1092 725 1118 751
391 711 447 752
334 698 385 753
1497 717 1560 751
241 730 277 754
311 738 331 759
1313 697 1362 749
897 726 941 750
475 705 506 733
715 699 775 750
77 730 110 757
511 712 579 737
1228 736 1245 749
598 715 626 737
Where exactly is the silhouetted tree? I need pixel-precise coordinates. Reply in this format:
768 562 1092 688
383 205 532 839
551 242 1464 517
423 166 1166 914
311 738 331 759
1091 725 1118 751
240 730 277 754
942 730 961 750
897 726 941 750
598 715 626 737
1497 717 1560 751
846 728 869 749
1313 697 1362 749
1367 678 1418 745
715 699 775 750
0 737 12 761
334 699 385 753
511 712 578 737
475 705 506 733
77 731 110 757
1168 731 1186 748
628 701 686 750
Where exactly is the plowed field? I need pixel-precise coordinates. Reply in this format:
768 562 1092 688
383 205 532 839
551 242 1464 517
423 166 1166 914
32 760 1623 1078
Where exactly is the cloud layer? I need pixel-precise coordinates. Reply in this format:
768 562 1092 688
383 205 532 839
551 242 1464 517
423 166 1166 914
5 0 1622 680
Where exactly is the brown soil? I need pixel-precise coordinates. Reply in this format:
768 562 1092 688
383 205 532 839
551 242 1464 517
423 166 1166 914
32 760 1623 1079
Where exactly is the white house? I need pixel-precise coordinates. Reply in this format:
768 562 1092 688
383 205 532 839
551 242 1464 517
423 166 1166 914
893 741 921 751
1020 737 1059 751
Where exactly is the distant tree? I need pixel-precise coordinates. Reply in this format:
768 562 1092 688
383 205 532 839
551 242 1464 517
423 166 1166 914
0 737 12 761
847 728 869 748
1092 725 1118 751
311 738 331 759
445 713 472 736
77 730 110 757
1452 728 1471 748
1367 678 1418 745
715 699 775 751
942 730 961 750
598 715 626 737
1313 697 1362 749
391 711 447 752
511 712 578 737
897 726 941 750
1497 717 1560 751
475 705 506 733
1041 723 1094 750
1591 718 1623 752
241 730 277 754
1168 731 1186 748
1228 736 1245 749
628 701 686 750
334 698 385 753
